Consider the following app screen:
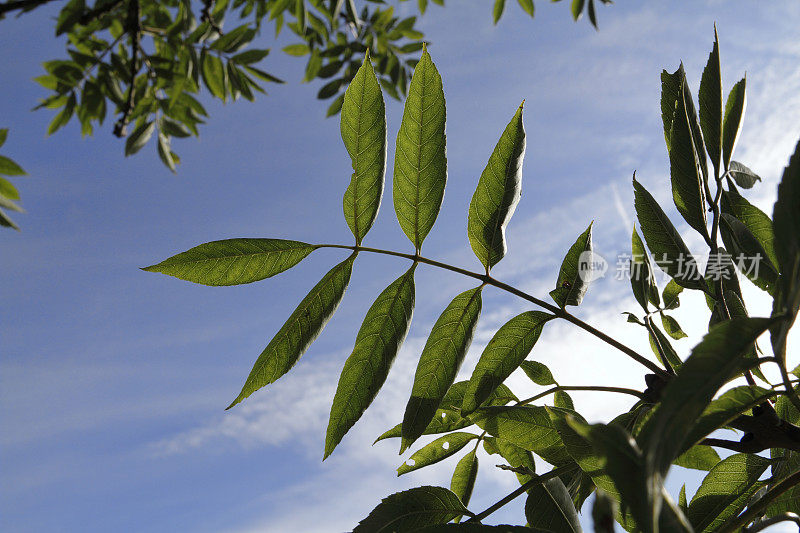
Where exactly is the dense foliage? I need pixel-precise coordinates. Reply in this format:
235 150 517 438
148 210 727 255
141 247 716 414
0 0 610 173
143 29 799 532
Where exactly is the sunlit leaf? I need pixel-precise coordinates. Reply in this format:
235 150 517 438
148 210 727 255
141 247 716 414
451 450 478 522
226 254 355 409
397 432 478 476
462 311 552 415
143 239 316 286
721 182 777 267
393 45 447 250
483 436 536 485
341 52 387 245
325 265 416 458
520 360 556 386
492 0 505 24
354 486 471 532
719 213 778 294
687 453 771 532
402 287 483 451
467 102 526 270
639 317 774 477
672 445 719 471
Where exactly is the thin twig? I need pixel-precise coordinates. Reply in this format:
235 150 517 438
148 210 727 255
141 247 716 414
315 244 670 378
516 385 645 407
113 0 141 138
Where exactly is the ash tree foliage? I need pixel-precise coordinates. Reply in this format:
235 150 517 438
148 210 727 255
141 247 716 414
0 0 611 174
0 129 27 230
144 30 800 532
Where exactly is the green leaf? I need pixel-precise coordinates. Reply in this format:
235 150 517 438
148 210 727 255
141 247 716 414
282 43 310 56
0 128 7 148
231 49 270 65
142 239 316 286
416 525 543 532
669 81 708 237
770 139 800 360
397 432 478 476
525 477 583 533
0 207 20 231
201 53 226 99
0 177 20 200
550 223 593 307
672 445 719 471
639 317 774 477
631 226 659 311
471 405 572 466
341 53 387 245
520 360 556 386
722 77 746 170
325 266 416 458
442 381 518 412
483 436 536 485
124 121 155 156
554 390 574 410
401 287 483 451
450 450 478 521
0 155 25 177
517 0 534 17
462 311 552 415
698 27 723 173
47 93 76 135
767 446 800 518
492 0 505 24
719 213 778 294
728 161 761 189
648 320 683 371
660 314 687 340
393 46 447 251
662 280 683 310
353 486 471 533
633 175 705 291
722 182 777 267
571 0 585 21
467 102 526 270
660 66 683 152
687 453 771 532
226 255 355 409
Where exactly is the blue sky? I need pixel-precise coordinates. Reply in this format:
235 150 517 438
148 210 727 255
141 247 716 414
2 1 799 531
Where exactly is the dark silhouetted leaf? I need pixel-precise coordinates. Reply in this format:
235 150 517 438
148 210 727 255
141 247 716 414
525 477 583 532
728 161 761 189
722 77 746 170
698 28 722 172
549 223 593 307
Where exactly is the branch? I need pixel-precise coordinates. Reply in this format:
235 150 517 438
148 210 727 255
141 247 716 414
517 385 645 406
78 0 123 25
315 243 670 378
744 513 800 532
465 463 578 523
719 469 800 533
0 0 55 17
113 0 141 138
201 0 224 36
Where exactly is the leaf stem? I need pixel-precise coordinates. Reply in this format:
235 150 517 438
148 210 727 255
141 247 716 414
316 243 669 378
744 513 800 532
516 385 645 406
465 463 578 523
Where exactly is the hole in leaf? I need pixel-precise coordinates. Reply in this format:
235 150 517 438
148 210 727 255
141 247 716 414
442 441 450 450
406 459 416 466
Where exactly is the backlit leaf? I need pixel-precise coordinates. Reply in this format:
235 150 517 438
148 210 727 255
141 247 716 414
450 450 478 521
325 265 416 458
631 226 659 311
721 182 777 267
226 254 355 409
550 223 593 307
393 46 447 251
341 52 387 244
673 445 719 471
719 213 778 294
520 360 556 386
492 0 505 24
698 28 723 173
397 432 478 476
467 103 526 270
483 436 536 485
354 486 471 533
462 311 552 415
669 82 707 237
402 287 483 451
143 239 315 286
